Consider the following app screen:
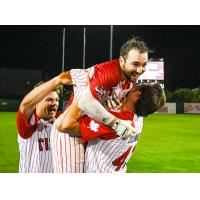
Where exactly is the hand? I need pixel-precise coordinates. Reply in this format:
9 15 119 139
111 119 136 139
59 71 73 85
106 92 125 110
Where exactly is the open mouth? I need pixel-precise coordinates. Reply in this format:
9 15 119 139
48 108 57 113
131 73 140 80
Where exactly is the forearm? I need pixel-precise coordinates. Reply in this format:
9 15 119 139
77 86 137 139
20 71 72 119
20 76 61 111
77 86 117 127
56 101 82 136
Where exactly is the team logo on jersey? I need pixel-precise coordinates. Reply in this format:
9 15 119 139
95 87 108 103
89 120 99 132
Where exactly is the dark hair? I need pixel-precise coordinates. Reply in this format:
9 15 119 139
120 36 149 61
135 83 166 116
34 81 62 97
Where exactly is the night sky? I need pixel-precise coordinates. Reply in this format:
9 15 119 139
0 25 200 92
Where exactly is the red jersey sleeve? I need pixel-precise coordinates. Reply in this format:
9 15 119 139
55 111 62 118
89 60 121 101
16 109 40 139
79 110 134 143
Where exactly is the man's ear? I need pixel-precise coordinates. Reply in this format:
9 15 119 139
135 90 142 97
119 56 125 67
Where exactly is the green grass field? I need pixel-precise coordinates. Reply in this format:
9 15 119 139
0 112 200 173
127 113 200 172
0 112 19 172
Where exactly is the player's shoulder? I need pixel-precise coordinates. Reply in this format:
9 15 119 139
110 110 134 120
93 59 121 83
70 68 88 80
95 59 119 70
17 108 39 125
17 108 40 139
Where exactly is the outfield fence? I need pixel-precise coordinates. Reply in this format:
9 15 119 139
1 99 200 114
0 99 21 112
157 102 200 114
0 99 63 112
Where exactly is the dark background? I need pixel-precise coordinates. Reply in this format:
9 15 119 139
0 25 200 98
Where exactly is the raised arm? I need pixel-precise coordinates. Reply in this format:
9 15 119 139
20 71 72 120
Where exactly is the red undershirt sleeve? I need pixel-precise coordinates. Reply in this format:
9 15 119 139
16 109 40 139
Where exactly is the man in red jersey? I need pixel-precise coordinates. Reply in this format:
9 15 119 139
77 37 149 139
16 73 72 173
56 82 166 172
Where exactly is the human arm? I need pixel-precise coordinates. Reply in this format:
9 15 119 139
55 100 82 137
78 86 136 139
75 61 136 139
56 100 135 142
56 103 118 141
20 71 72 121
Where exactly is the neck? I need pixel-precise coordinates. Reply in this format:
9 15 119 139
120 100 135 112
36 110 54 123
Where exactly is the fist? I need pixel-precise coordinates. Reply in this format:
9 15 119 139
105 92 126 111
112 119 136 139
59 71 73 85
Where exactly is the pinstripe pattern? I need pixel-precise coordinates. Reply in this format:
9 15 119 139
50 66 135 173
50 124 85 173
18 115 53 173
50 69 89 173
84 114 143 173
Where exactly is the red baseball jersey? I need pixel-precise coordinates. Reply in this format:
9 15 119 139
79 110 134 143
81 113 143 173
89 60 134 104
17 109 54 173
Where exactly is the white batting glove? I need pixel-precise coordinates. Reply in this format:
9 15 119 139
111 119 137 140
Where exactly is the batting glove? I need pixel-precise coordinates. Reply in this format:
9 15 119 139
112 119 137 139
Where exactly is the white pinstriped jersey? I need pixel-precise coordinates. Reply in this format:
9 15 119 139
17 110 54 173
50 69 89 173
50 124 84 172
50 64 135 173
84 114 143 173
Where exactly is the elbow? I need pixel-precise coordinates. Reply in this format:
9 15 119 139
56 120 68 133
55 119 74 133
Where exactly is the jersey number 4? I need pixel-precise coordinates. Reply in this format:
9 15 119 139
112 146 135 171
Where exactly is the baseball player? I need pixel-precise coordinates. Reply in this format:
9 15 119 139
50 69 89 173
78 36 149 140
50 36 149 173
56 83 166 172
16 73 72 172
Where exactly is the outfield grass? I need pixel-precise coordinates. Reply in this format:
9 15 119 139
0 112 200 173
0 112 19 172
127 114 200 172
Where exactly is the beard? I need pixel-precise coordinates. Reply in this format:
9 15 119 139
121 64 137 82
122 63 143 82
